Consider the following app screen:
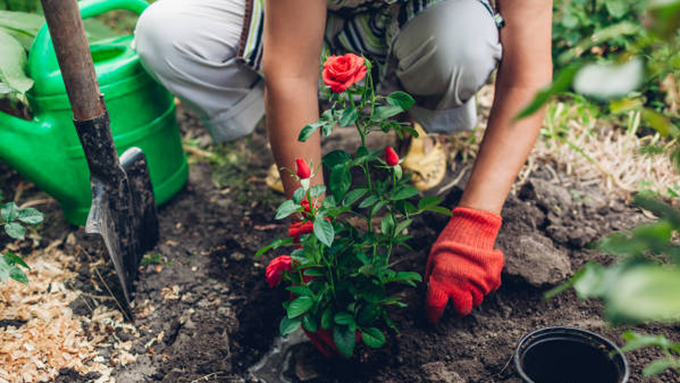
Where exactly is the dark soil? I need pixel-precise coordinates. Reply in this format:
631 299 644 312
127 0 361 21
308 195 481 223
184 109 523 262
2 106 678 383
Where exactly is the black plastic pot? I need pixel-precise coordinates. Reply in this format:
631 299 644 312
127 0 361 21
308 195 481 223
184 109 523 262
514 326 630 383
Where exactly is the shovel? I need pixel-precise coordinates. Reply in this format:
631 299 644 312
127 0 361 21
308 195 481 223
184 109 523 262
40 0 159 317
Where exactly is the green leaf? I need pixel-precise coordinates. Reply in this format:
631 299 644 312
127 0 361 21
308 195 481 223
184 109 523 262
298 121 323 142
334 311 355 325
394 219 413 235
373 105 403 121
255 238 288 257
4 222 25 240
381 214 395 236
275 200 299 220
386 91 415 111
1 202 18 222
8 264 27 284
0 257 10 282
333 324 356 358
390 186 419 201
3 252 28 269
361 327 386 348
621 331 673 352
329 164 351 202
288 296 314 318
0 11 43 37
287 286 314 297
643 359 677 377
357 304 381 326
359 195 380 209
293 188 305 204
304 268 325 277
604 0 628 18
321 307 334 330
515 65 579 120
418 196 442 211
370 200 387 217
642 108 680 138
323 150 352 169
426 206 453 216
310 185 326 199
17 207 43 225
280 316 301 336
302 314 319 332
573 58 644 100
606 265 680 324
0 29 32 95
313 217 334 247
339 107 359 127
344 188 368 206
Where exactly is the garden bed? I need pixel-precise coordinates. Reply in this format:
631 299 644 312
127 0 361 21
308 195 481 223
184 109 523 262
1 106 678 383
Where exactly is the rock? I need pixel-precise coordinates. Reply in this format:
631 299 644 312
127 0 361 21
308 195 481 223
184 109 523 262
568 226 598 248
500 233 572 286
294 347 320 381
421 362 465 383
519 179 573 215
230 252 246 261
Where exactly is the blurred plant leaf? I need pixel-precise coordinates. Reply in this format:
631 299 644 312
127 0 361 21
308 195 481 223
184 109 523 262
573 58 644 100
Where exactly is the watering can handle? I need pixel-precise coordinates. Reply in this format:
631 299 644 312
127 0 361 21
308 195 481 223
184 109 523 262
41 0 101 120
30 0 149 60
79 0 149 19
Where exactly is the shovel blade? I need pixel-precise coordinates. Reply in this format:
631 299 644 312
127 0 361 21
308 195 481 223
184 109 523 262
120 147 159 261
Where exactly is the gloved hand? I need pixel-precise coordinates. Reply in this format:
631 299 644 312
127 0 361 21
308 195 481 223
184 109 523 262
424 206 504 323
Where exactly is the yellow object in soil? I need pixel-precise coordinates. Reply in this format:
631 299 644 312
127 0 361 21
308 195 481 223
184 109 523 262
265 164 285 194
402 123 448 191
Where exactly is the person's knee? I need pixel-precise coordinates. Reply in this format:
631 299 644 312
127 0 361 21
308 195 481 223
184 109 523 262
134 1 184 76
395 0 502 103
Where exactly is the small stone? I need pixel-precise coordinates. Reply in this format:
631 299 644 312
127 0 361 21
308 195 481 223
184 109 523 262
568 226 598 248
500 233 572 286
421 362 465 383
230 252 246 261
519 179 573 215
294 347 320 381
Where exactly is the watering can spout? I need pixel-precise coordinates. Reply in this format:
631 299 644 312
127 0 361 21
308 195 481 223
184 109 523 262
0 111 52 169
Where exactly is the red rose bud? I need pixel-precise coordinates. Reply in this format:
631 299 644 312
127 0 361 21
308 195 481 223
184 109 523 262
296 158 312 179
266 255 292 288
322 53 367 93
385 147 399 166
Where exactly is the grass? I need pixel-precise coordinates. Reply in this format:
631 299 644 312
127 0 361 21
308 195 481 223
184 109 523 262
456 83 680 199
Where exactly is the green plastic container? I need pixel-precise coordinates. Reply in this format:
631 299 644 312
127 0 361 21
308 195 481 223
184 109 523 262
0 0 188 226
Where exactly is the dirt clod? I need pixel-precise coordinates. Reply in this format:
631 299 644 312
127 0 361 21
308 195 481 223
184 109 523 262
500 233 572 287
421 362 465 383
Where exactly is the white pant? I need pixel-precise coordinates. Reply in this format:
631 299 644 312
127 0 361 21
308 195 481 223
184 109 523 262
133 0 502 142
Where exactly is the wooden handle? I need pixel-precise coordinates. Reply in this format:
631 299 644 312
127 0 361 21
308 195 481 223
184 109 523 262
40 0 103 120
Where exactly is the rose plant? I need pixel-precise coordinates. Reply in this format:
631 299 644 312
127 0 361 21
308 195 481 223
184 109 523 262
258 53 451 358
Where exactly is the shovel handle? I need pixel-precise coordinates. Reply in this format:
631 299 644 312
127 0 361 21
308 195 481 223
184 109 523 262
40 0 103 120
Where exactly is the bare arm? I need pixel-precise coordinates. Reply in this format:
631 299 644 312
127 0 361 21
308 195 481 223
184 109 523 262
458 0 553 214
262 0 327 197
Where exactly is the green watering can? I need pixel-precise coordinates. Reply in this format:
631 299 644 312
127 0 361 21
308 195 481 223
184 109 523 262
0 0 188 226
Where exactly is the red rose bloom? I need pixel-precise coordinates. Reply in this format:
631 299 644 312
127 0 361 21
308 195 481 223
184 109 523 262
296 158 312 179
322 53 367 93
384 147 399 166
266 255 292 288
288 220 314 239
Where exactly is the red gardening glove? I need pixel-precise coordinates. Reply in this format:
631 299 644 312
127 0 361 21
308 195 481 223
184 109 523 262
424 207 504 323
